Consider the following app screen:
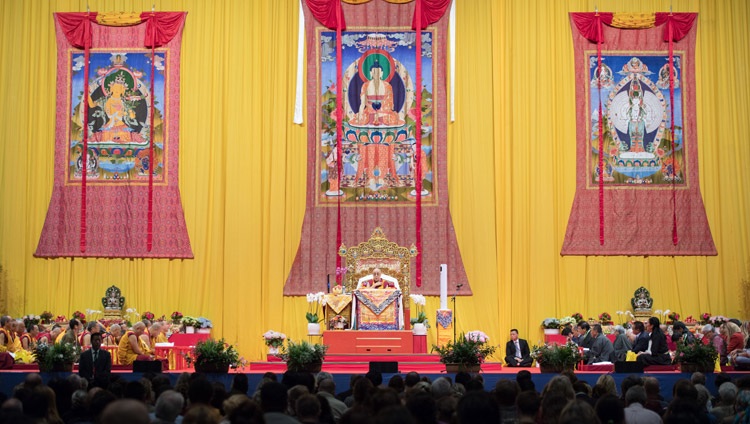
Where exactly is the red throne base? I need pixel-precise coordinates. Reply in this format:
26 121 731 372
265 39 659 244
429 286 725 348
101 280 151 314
324 330 414 354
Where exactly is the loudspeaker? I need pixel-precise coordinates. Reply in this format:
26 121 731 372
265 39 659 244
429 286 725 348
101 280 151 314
369 361 398 373
614 361 644 373
133 360 163 373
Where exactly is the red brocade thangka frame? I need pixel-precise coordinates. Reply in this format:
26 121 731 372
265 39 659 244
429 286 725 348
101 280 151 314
285 0 469 295
561 12 716 256
35 12 192 258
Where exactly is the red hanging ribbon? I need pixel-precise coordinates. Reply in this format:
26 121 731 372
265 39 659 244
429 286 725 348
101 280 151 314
147 13 156 252
335 4 344 283
668 18 678 245
80 14 92 253
415 0 423 287
596 14 604 246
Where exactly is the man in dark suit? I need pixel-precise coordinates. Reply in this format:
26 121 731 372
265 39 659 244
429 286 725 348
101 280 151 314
504 329 533 367
585 324 615 364
78 332 111 388
631 321 649 354
577 321 594 349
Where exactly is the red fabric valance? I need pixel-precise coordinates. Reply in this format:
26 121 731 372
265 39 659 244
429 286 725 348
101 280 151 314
55 12 186 48
571 12 696 43
412 0 451 30
141 12 188 47
56 12 98 49
305 0 450 31
304 0 347 30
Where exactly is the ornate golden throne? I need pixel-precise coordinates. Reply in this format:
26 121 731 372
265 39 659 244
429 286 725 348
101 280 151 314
338 227 418 330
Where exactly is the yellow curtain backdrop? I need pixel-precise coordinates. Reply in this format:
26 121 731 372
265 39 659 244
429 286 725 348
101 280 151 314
0 0 748 362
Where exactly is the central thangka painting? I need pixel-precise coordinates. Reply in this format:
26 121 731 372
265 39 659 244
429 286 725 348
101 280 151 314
285 1 468 296
317 31 434 203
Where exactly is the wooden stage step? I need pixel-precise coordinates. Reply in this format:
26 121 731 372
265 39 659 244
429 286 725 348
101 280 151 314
266 353 442 363
249 361 505 374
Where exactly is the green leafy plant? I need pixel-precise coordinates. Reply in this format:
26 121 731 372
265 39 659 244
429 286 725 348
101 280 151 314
431 333 496 367
306 292 325 323
278 340 328 372
34 342 79 372
675 339 718 366
531 342 583 371
409 294 430 328
184 338 240 369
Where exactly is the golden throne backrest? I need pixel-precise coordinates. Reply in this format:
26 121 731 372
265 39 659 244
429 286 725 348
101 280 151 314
338 227 418 298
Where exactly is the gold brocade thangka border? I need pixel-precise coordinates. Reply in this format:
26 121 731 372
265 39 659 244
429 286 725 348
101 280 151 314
611 13 656 29
343 0 414 4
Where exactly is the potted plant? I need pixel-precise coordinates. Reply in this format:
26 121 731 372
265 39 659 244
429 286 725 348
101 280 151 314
34 342 79 372
431 332 496 373
409 294 429 335
598 312 613 325
306 292 325 335
675 339 718 373
531 342 583 373
170 311 184 325
196 317 213 334
71 310 87 325
666 311 680 325
541 318 561 335
184 338 240 373
262 330 287 355
278 340 328 373
182 316 198 333
700 312 712 325
40 311 54 325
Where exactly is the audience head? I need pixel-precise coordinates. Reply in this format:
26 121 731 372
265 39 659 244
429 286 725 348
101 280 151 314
154 390 184 422
559 399 600 424
404 372 421 388
540 393 569 424
296 394 321 422
260 382 288 413
431 377 452 400
620 374 642 399
388 374 405 393
672 379 698 402
494 379 519 407
718 382 738 405
405 392 436 424
365 370 383 387
516 390 540 419
317 378 336 395
456 390 499 424
543 375 575 401
516 370 536 392
230 373 249 395
595 394 624 424
187 376 214 406
182 404 221 424
100 399 150 424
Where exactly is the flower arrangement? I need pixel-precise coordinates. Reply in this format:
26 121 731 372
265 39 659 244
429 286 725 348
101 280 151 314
409 294 429 328
531 342 583 372
684 315 697 325
184 338 240 372
23 314 41 327
40 311 54 324
558 316 577 329
278 340 328 372
465 330 490 344
598 312 613 325
55 315 67 323
615 310 634 325
197 317 213 329
171 311 184 323
674 339 718 370
335 266 348 284
570 312 584 323
71 311 86 324
306 292 325 323
182 316 199 328
141 311 155 321
709 315 728 327
34 342 80 372
541 318 561 329
432 333 496 368
667 311 680 324
263 330 287 348
700 313 712 325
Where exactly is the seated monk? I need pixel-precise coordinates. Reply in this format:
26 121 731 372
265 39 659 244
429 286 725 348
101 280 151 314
358 268 397 289
11 320 24 352
80 321 101 348
156 321 169 343
118 322 153 365
104 324 122 346
21 324 39 352
0 316 16 353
